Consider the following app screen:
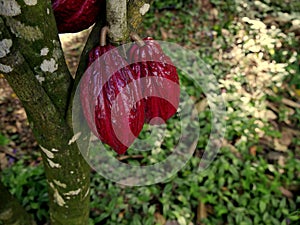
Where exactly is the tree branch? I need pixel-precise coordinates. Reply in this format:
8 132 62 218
0 17 64 143
66 20 105 128
0 0 72 116
106 0 129 44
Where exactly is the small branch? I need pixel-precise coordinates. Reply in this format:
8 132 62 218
117 154 144 161
66 19 105 128
106 0 129 44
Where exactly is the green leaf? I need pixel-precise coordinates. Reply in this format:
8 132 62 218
259 201 267 213
0 134 10 146
132 214 142 225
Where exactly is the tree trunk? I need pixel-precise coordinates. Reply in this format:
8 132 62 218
0 1 90 224
0 0 152 224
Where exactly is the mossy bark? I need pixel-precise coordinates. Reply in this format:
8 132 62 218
0 1 90 224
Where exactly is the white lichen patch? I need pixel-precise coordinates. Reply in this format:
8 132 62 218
40 146 54 158
53 189 66 207
40 47 49 56
64 188 81 196
68 132 82 145
139 3 150 15
49 182 66 207
52 48 63 61
51 148 59 152
83 136 88 141
0 0 21 16
0 39 13 58
35 75 45 84
83 188 90 198
52 40 61 48
53 179 67 188
47 158 61 168
6 18 43 41
49 182 55 189
23 0 37 6
40 58 58 73
0 63 13 73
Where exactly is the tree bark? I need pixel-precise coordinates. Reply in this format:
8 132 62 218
106 0 128 44
0 1 91 224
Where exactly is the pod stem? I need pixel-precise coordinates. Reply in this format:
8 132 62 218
100 26 110 46
130 33 145 47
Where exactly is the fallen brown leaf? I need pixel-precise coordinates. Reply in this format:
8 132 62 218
155 212 166 225
160 27 168 41
279 186 293 198
278 129 293 146
0 153 8 170
249 145 257 156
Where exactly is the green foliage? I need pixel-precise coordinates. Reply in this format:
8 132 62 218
264 0 300 12
151 0 192 11
1 146 299 224
88 146 300 225
0 133 10 146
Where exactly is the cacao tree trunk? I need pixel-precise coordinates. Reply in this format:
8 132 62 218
0 1 91 224
0 0 153 224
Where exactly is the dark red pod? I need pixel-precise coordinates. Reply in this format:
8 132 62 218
80 44 145 154
51 0 104 33
129 37 180 125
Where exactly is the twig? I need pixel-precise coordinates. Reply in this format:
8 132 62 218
117 154 144 161
282 97 300 109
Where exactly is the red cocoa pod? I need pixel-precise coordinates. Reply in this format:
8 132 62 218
80 44 145 154
129 37 180 125
51 0 104 33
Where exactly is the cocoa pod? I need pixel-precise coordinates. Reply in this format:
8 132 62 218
51 0 104 33
129 37 180 125
80 44 145 154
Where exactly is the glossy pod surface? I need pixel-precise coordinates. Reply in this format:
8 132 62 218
51 0 104 33
129 37 180 125
80 45 145 154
